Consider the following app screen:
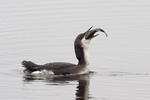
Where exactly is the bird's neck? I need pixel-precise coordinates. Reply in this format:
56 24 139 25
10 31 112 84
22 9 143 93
74 44 90 66
82 48 90 65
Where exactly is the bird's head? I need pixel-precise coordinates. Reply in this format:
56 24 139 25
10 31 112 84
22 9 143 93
74 26 108 49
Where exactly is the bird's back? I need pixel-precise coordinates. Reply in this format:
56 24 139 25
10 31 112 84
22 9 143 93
44 62 77 75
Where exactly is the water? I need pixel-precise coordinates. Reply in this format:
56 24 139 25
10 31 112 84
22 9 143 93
0 0 150 100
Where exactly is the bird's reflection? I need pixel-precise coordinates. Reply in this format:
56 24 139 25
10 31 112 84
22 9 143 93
23 73 91 100
76 76 89 100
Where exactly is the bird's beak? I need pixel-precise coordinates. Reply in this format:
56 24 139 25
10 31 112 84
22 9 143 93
85 27 108 40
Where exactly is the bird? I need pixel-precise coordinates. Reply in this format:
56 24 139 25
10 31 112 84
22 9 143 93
22 26 108 76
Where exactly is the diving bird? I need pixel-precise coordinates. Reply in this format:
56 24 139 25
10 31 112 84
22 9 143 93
22 26 108 76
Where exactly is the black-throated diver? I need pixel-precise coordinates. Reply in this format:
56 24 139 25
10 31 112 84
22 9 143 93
22 26 108 75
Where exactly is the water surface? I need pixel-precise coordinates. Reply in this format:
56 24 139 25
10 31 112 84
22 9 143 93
0 0 150 100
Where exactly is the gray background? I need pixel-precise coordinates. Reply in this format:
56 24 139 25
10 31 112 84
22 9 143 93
0 0 150 100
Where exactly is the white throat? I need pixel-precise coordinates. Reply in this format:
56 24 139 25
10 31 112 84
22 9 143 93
81 37 91 65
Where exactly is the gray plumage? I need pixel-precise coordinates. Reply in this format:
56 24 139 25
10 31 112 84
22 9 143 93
22 26 108 75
